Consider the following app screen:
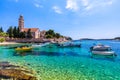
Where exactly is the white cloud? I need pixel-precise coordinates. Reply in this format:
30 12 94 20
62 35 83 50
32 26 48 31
86 0 114 11
34 0 43 8
52 6 63 14
65 0 79 11
34 3 43 8
66 0 115 13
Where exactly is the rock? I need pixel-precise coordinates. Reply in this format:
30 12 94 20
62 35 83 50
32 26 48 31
0 61 37 80
0 61 10 67
0 61 19 69
0 69 37 80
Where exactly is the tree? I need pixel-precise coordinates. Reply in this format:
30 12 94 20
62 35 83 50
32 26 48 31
45 29 56 38
7 26 13 38
0 27 3 32
0 38 5 43
65 37 72 40
27 29 32 38
13 26 17 38
55 33 60 38
46 34 52 38
0 32 8 37
46 29 55 36
16 27 20 38
20 31 26 38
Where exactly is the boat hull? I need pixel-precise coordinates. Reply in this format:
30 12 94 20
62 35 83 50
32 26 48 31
92 51 116 56
15 47 32 52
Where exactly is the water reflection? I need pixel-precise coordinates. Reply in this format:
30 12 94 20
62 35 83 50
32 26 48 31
13 51 80 57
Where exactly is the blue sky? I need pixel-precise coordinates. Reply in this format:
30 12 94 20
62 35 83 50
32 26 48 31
0 0 120 39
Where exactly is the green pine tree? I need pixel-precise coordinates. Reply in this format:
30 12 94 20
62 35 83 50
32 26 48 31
0 27 3 32
7 26 13 38
13 26 17 38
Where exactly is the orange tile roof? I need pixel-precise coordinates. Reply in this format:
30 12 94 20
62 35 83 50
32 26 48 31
22 28 39 32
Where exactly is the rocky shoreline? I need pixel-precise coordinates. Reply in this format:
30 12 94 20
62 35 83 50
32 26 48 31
0 37 70 45
0 61 37 80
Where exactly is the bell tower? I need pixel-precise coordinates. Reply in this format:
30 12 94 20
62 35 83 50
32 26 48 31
18 15 24 31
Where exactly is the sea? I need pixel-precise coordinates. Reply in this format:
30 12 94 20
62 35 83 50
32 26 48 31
0 40 120 80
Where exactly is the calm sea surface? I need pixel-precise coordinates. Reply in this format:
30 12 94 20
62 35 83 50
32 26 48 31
0 40 120 80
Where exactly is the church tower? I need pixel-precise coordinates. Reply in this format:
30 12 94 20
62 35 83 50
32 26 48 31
18 15 24 31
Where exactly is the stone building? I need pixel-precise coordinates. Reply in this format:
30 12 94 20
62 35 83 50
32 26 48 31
18 15 40 38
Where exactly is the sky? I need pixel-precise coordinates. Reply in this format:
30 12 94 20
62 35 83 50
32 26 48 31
0 0 120 39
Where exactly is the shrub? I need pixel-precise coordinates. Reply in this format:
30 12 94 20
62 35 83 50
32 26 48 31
0 38 5 43
46 35 53 38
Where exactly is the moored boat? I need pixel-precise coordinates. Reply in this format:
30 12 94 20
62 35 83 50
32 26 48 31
90 44 116 56
32 44 42 48
57 42 81 48
15 46 32 52
91 51 115 56
32 42 50 48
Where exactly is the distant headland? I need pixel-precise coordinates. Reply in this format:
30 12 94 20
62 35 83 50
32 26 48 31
79 38 119 41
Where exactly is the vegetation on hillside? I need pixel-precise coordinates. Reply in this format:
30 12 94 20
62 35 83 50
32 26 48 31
0 27 8 42
45 29 72 40
7 26 32 39
0 27 8 37
0 38 5 43
45 29 62 39
0 32 8 37
0 26 72 41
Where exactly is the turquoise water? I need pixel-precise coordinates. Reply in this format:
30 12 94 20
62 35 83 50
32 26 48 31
0 40 120 80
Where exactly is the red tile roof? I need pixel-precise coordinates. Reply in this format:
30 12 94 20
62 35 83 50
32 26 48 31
22 28 39 32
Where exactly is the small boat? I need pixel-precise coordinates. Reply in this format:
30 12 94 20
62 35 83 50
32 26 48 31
32 42 50 48
90 44 116 56
32 44 42 48
15 46 32 52
57 42 81 48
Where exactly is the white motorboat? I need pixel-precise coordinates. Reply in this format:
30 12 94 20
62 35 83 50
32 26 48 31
32 44 42 48
32 42 50 48
90 44 116 56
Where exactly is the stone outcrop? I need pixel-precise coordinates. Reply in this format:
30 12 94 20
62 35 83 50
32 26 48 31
0 61 37 80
